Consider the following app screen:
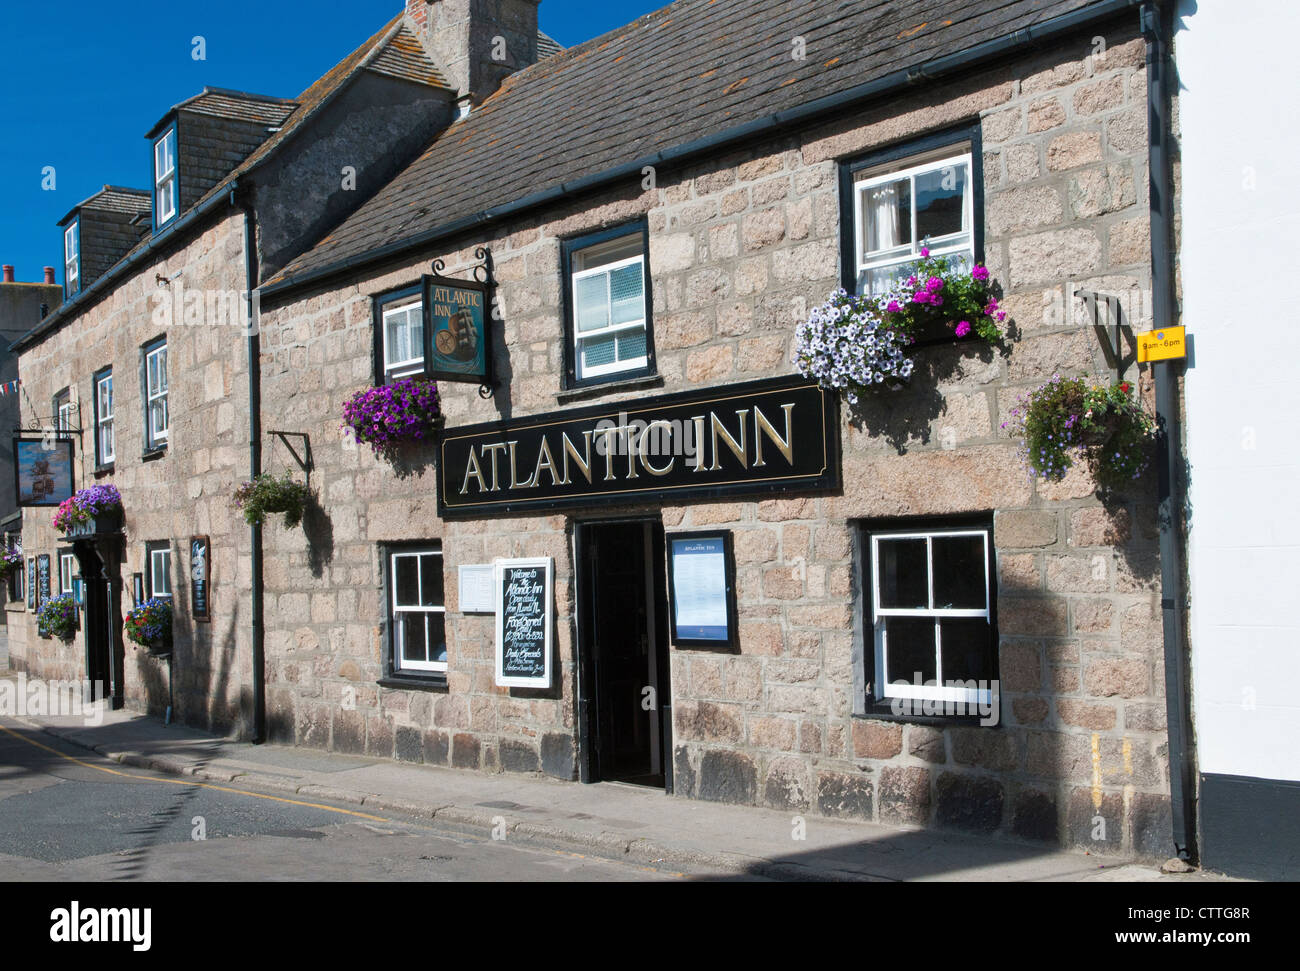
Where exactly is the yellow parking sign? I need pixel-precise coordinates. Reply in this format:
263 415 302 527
1136 326 1187 363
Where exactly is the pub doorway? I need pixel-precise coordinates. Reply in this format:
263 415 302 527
575 518 672 792
73 541 123 707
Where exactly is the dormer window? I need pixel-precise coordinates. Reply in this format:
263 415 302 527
63 221 79 297
153 127 178 227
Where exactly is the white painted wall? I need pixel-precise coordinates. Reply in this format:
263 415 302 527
1177 0 1300 781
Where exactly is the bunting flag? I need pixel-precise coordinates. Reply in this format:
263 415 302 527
0 379 19 397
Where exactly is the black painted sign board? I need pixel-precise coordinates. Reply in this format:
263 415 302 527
494 558 552 688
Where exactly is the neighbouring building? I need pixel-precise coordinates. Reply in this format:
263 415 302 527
11 0 1228 867
1175 0 1300 880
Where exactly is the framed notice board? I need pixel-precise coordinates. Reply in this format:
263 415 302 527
36 554 51 610
26 558 35 609
666 531 738 648
494 557 553 688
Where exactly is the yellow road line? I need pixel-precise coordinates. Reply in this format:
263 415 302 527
0 721 687 877
0 721 388 822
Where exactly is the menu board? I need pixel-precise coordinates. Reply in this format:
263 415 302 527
667 532 738 647
26 558 35 609
190 536 210 621
494 558 553 688
36 554 51 609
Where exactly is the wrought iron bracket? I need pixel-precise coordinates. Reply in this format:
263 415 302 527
267 430 313 477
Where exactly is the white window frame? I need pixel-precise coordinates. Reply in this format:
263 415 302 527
145 341 168 447
870 527 993 707
854 150 974 296
570 242 648 381
381 296 424 381
54 390 73 435
154 129 177 226
64 221 79 294
96 371 115 464
149 545 172 599
390 549 447 674
59 552 76 594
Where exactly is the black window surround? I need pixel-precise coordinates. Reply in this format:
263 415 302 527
851 512 1000 727
145 540 172 600
837 121 985 348
140 335 168 456
377 540 448 691
371 282 424 385
4 536 22 604
92 365 114 471
559 218 656 391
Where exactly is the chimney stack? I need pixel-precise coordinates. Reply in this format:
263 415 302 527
407 0 541 110
2 265 13 284
44 266 56 285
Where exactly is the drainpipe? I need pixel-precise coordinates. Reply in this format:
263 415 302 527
237 189 267 745
1141 0 1196 863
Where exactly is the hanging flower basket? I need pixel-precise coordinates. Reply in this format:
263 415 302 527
341 376 442 460
1002 375 1156 491
0 548 22 584
124 598 173 655
37 593 78 642
232 472 313 529
795 247 1006 403
53 484 124 536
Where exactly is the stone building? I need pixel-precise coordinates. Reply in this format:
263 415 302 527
10 0 1194 862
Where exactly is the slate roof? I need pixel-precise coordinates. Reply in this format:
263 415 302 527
268 0 1112 289
57 185 151 227
537 30 564 59
146 89 299 137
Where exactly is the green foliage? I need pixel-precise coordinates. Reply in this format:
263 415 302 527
231 472 313 529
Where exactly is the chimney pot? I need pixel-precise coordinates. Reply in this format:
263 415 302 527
2 265 13 284
44 266 56 285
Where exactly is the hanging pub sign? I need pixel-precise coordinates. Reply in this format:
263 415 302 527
190 536 210 621
438 375 840 517
13 438 74 507
422 273 490 384
494 557 553 688
36 554 51 609
667 531 738 648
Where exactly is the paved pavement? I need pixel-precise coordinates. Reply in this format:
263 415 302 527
0 672 1233 882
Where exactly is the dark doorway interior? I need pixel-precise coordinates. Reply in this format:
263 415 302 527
73 541 122 707
576 519 671 790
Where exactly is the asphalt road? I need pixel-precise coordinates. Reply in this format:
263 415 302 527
0 717 702 881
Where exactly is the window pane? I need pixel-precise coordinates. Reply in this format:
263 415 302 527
877 538 928 609
575 274 609 332
883 616 937 687
427 612 447 663
394 555 419 607
580 334 617 370
915 162 968 241
931 534 986 610
399 614 428 662
608 262 644 325
150 399 168 437
616 327 646 362
99 377 113 417
420 554 443 607
940 618 994 684
862 178 911 255
157 350 168 391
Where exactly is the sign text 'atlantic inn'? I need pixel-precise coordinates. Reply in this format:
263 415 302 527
437 376 841 516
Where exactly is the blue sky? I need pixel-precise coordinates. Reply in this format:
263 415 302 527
0 0 663 283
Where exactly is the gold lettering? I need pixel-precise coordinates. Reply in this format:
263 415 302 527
481 442 508 492
508 441 535 488
561 430 593 485
640 421 675 476
691 416 707 472
597 426 620 481
531 435 561 488
752 402 796 467
709 409 749 471
459 447 488 494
